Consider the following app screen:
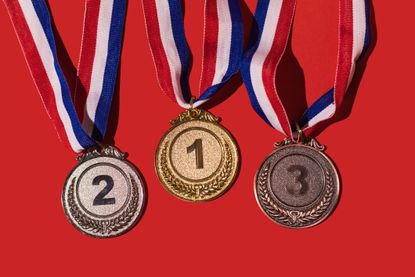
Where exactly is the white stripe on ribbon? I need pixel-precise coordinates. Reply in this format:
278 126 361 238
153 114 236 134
193 0 232 108
18 0 83 152
155 0 188 108
82 0 114 135
306 103 335 128
349 0 366 85
249 0 284 133
212 0 232 85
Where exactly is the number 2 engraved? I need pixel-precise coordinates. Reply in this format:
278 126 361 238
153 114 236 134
187 138 204 169
93 175 116 206
286 165 308 196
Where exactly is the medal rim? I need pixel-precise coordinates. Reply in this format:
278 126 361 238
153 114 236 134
155 114 240 202
254 142 340 229
62 151 147 239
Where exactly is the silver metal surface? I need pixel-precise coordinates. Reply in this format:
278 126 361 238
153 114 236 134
62 146 146 238
255 139 340 228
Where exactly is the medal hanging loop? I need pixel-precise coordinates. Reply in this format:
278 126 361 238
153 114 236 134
189 96 196 109
4 0 127 153
142 0 243 109
241 0 371 139
292 123 304 144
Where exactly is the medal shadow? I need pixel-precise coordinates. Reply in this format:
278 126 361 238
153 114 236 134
305 2 378 138
46 1 121 146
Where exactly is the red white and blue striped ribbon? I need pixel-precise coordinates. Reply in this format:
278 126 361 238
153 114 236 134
4 0 126 152
142 0 243 108
241 0 371 138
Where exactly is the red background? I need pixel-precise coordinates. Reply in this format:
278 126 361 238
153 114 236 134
0 1 413 275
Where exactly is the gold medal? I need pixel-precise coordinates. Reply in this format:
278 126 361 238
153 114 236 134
155 108 239 201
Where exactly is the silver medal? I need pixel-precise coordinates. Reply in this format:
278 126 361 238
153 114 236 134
255 138 340 228
62 146 146 238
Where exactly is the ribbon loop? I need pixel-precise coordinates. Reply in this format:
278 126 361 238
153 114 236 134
4 0 127 152
241 0 371 137
143 0 243 108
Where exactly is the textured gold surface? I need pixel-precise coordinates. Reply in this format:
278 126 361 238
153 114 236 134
155 109 239 201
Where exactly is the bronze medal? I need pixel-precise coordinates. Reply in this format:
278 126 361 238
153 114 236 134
255 138 340 228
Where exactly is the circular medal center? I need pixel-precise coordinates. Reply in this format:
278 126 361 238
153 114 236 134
77 163 130 218
270 154 324 207
170 127 222 182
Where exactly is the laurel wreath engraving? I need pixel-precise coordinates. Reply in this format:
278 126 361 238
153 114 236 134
257 164 334 226
67 175 139 235
160 141 233 200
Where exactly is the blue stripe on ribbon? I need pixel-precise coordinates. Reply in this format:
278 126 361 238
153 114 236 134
32 0 95 149
92 0 127 141
240 0 272 126
167 0 191 103
298 88 334 129
223 0 243 80
362 0 371 55
199 0 243 101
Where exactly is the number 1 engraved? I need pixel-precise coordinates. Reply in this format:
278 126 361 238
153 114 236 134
93 175 116 206
187 138 204 169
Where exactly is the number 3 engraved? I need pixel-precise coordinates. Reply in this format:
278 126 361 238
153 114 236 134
286 165 308 196
187 139 204 169
93 175 116 206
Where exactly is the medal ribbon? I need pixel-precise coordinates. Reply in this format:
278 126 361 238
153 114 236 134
142 0 243 108
241 0 371 137
4 0 126 152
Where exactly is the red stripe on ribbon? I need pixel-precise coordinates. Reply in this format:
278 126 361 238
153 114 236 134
262 0 296 136
75 0 101 121
334 0 354 107
4 0 71 149
142 1 177 103
200 0 219 95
